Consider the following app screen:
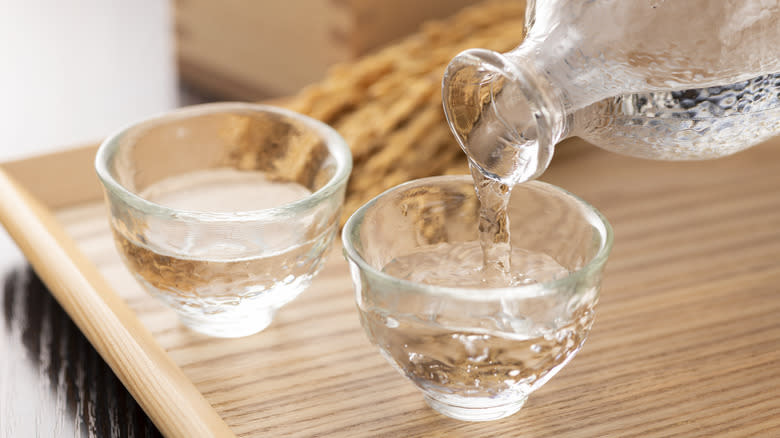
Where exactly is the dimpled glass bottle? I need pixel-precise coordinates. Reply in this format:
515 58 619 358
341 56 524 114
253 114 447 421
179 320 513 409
442 0 780 185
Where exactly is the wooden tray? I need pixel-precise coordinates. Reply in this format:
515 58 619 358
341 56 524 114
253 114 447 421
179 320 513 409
1 138 779 437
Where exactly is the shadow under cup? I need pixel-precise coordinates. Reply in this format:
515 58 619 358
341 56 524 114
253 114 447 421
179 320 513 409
342 176 613 421
95 103 351 338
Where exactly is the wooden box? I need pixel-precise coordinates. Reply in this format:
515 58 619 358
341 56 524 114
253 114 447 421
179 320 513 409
175 0 475 99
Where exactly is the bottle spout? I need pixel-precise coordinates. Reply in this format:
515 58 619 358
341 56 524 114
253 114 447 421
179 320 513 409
442 48 564 185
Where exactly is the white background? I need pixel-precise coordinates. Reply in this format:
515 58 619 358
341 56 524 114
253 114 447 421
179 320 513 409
0 0 178 263
0 3 180 434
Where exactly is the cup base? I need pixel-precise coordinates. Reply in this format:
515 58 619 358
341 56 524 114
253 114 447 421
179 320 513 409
177 308 275 338
136 274 314 338
423 394 527 422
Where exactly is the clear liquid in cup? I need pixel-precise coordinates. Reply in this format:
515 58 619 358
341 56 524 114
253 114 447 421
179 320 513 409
367 136 594 419
348 168 608 420
367 242 595 420
112 168 336 337
360 305 594 418
141 168 311 212
382 241 568 288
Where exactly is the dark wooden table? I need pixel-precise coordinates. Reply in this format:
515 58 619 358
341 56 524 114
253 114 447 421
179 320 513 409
1 235 161 437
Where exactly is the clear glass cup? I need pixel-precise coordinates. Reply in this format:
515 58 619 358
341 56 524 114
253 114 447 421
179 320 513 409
96 103 352 338
342 176 612 421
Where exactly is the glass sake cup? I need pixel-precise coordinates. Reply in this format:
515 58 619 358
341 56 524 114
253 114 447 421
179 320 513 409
342 176 612 421
96 103 351 338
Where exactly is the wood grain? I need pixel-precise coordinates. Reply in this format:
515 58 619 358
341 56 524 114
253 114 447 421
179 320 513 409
0 169 235 438
1 266 162 437
4 136 779 436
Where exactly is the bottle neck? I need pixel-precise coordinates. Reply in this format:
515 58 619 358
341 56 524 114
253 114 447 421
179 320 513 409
502 46 572 140
442 48 569 185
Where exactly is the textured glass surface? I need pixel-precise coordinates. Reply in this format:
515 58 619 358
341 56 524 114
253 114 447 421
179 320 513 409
343 176 612 421
96 103 351 337
442 0 780 183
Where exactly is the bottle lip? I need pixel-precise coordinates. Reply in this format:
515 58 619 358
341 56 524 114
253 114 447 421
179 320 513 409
441 48 565 184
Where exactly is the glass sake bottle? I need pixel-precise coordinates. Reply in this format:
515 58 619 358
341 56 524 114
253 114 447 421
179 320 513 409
442 0 780 184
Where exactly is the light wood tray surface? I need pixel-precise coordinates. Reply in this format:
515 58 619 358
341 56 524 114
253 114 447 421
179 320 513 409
1 137 779 437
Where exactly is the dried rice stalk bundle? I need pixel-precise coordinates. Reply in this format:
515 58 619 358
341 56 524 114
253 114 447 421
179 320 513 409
283 0 528 222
